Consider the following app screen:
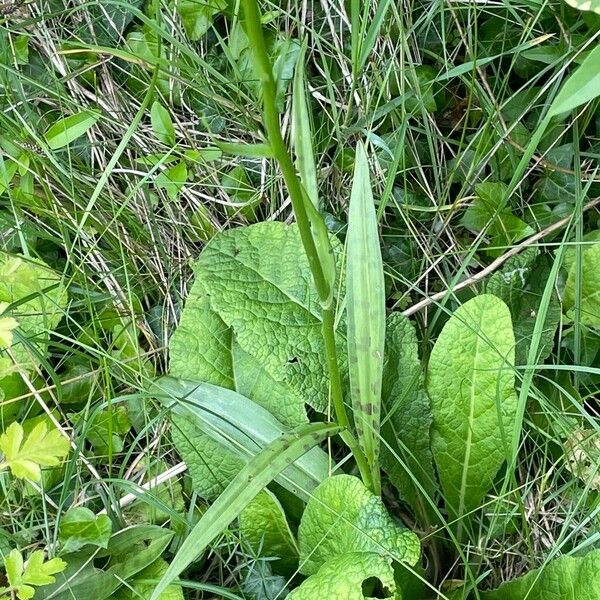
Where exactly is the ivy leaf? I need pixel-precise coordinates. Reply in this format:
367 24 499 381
59 507 112 553
150 101 176 146
0 422 70 481
2 549 67 600
461 182 534 256
297 474 420 576
381 313 437 519
482 549 600 599
427 295 517 518
287 553 399 600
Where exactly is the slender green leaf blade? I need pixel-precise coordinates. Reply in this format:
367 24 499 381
215 141 274 158
346 143 386 489
548 45 600 117
292 42 319 209
153 377 331 500
150 422 340 600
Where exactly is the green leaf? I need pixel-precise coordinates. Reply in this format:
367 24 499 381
564 241 600 328
215 141 274 158
292 41 319 209
563 427 600 491
0 159 18 196
0 302 19 349
45 111 100 150
150 422 341 600
381 313 437 518
272 38 301 112
346 142 386 488
150 101 176 146
71 406 132 454
59 507 112 553
221 165 259 219
487 249 561 364
565 0 600 13
239 490 299 576
482 549 600 599
177 0 227 41
170 413 244 500
179 222 343 414
427 295 517 518
155 377 329 501
297 474 420 576
461 182 534 256
0 422 70 481
114 559 184 600
548 45 600 117
3 549 67 600
287 553 399 600
155 162 188 201
0 253 68 381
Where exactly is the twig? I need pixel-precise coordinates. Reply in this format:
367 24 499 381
402 197 600 317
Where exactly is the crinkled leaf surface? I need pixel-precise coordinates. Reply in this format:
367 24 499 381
287 553 399 600
171 412 244 500
487 249 560 364
191 222 341 414
381 313 437 517
427 294 517 517
564 240 600 328
239 490 299 576
169 222 341 498
160 378 330 502
298 474 420 575
0 253 67 377
482 549 600 599
59 507 112 553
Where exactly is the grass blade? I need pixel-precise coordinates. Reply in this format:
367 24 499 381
346 142 386 495
150 422 341 600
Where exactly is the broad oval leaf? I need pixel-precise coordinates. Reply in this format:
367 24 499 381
182 221 344 414
297 474 420 576
45 111 100 150
427 294 517 518
150 101 176 146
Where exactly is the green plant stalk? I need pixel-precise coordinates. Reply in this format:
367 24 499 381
241 0 373 491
